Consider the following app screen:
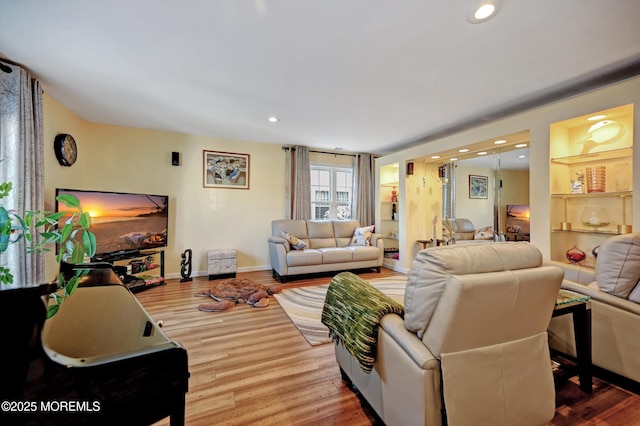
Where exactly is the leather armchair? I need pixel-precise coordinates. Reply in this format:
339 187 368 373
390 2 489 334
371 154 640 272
334 242 563 426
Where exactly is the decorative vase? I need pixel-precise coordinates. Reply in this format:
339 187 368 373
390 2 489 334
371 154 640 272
581 206 610 230
585 166 606 193
566 246 586 264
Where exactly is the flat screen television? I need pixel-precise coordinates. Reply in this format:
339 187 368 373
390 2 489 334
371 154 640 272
505 204 530 234
55 188 169 258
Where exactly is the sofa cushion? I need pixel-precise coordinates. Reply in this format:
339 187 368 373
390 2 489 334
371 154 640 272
281 230 307 250
350 246 380 261
404 242 543 339
286 249 322 266
321 248 353 263
272 219 308 240
595 233 640 301
307 221 337 248
332 220 360 247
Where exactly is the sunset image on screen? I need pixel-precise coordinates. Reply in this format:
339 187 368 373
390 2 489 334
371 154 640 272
56 189 168 255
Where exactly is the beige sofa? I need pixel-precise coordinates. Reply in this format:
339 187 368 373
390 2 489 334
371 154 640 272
442 218 498 243
331 242 563 426
547 233 640 386
268 220 383 282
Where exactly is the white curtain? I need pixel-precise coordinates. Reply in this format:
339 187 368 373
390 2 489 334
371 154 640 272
285 145 311 220
353 153 375 226
0 61 45 288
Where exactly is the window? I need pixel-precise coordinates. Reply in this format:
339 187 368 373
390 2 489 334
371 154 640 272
310 166 353 220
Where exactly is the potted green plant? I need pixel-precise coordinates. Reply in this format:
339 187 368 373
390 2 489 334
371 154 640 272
0 180 96 399
0 180 96 315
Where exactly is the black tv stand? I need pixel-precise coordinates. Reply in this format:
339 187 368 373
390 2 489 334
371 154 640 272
92 250 165 293
93 249 141 263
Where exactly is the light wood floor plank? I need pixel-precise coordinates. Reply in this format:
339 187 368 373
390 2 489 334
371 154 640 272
143 268 640 425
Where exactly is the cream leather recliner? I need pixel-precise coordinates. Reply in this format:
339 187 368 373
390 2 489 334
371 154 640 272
334 242 563 426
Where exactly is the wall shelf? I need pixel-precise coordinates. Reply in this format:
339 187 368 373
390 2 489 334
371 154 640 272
548 103 634 265
551 147 632 165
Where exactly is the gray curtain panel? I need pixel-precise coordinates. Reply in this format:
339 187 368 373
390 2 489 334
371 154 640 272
354 153 375 227
285 145 311 220
0 61 45 288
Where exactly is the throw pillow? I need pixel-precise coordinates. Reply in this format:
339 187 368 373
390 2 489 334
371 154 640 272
350 225 375 246
474 226 494 240
351 232 372 246
281 230 307 250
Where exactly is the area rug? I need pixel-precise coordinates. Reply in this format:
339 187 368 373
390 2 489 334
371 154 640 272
274 275 408 346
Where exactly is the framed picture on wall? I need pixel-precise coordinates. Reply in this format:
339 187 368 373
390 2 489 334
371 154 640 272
203 150 250 189
469 175 488 199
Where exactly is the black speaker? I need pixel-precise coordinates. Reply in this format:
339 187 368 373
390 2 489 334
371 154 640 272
171 151 180 166
406 162 414 175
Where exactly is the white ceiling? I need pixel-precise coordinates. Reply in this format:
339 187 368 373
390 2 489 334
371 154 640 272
1 0 640 156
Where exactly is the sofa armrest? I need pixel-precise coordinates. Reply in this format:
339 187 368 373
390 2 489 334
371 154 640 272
268 236 290 276
544 260 595 285
268 235 290 251
380 314 438 370
370 233 383 249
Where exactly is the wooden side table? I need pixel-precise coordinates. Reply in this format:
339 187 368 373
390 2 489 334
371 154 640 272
417 239 445 249
552 289 592 393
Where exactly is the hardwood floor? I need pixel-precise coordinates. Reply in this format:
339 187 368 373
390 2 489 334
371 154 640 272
138 268 640 426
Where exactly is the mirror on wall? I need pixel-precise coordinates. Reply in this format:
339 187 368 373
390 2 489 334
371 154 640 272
410 130 530 244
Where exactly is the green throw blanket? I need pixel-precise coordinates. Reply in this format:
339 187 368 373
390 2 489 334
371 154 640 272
321 272 404 374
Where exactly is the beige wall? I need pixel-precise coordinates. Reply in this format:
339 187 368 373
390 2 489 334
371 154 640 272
43 95 286 279
378 76 640 271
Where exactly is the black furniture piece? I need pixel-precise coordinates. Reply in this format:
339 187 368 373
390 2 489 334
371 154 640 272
3 264 189 426
552 290 592 393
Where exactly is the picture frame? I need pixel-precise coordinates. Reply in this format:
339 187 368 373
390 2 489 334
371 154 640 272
203 150 250 189
469 174 488 199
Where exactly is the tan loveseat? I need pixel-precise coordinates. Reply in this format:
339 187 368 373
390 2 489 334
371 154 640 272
268 219 383 282
332 242 563 426
547 233 640 385
442 218 498 243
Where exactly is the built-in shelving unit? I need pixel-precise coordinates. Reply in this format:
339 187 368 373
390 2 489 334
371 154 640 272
549 103 634 266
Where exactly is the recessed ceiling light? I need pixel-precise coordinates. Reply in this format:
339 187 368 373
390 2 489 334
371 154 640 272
450 158 458 161
268 116 279 123
431 155 440 159
518 155 526 159
467 0 502 24
459 148 469 153
587 114 606 121
334 147 344 151
493 139 507 145
477 151 488 156
515 143 528 148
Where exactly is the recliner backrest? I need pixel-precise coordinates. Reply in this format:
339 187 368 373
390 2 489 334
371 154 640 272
404 242 553 339
595 233 640 302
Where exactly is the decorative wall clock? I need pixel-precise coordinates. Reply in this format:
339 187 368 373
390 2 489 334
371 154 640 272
54 133 77 166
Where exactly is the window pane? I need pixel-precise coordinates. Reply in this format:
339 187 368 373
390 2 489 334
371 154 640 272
311 169 331 202
312 204 330 220
336 204 352 220
310 166 353 220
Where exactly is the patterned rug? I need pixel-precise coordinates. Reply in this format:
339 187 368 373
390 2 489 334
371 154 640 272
274 275 408 346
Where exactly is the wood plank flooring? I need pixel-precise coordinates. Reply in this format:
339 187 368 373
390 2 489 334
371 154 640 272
138 268 640 426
